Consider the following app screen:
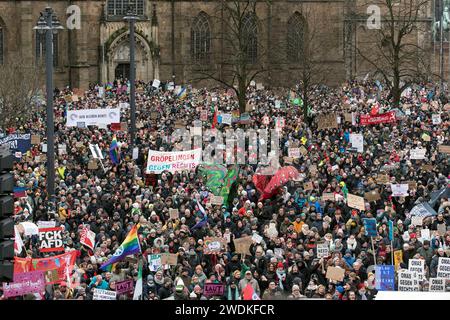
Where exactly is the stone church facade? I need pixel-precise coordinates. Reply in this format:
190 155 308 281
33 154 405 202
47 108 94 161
0 0 442 90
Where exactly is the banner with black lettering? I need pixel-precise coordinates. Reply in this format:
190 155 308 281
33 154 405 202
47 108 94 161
38 227 64 252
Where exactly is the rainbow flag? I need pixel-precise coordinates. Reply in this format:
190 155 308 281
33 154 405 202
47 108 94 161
109 134 121 165
176 87 187 100
100 224 141 270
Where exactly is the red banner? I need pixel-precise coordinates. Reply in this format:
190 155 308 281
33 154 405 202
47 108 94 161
359 111 396 126
14 250 78 285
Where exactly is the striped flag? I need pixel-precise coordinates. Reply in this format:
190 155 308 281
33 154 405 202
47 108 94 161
109 135 121 165
133 259 143 300
14 226 24 255
89 143 104 160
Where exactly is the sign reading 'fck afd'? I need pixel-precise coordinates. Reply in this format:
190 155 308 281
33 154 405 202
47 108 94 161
38 227 64 253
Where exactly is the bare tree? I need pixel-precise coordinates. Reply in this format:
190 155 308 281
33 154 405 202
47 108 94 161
356 0 431 105
287 8 334 120
0 58 43 130
189 0 275 113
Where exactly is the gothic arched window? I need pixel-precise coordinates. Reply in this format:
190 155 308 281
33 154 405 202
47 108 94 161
242 13 258 64
107 0 145 16
35 31 58 67
191 12 211 62
287 12 306 63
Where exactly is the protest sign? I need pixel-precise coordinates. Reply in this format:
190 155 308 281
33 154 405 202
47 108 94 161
408 259 425 281
347 193 365 211
234 236 252 255
322 193 335 202
344 113 352 122
432 114 442 125
326 267 345 282
309 164 318 176
410 203 437 217
36 221 56 228
31 135 40 145
409 148 426 160
359 111 396 125
437 223 447 236
349 133 364 152
115 279 134 294
363 218 377 237
204 237 226 254
364 190 381 202
398 270 419 291
210 195 224 206
299 146 308 156
93 288 117 300
316 243 330 258
152 79 160 88
283 156 293 164
438 145 450 154
252 233 263 244
375 174 390 184
88 160 98 170
317 113 338 130
406 181 417 190
375 265 395 291
169 208 179 219
421 228 430 241
203 283 225 297
146 149 202 174
200 110 208 121
14 251 78 285
394 250 403 270
160 253 178 266
148 254 162 271
66 108 120 127
437 257 450 278
391 184 409 197
429 278 445 292
0 133 31 160
288 148 300 158
239 113 251 124
38 227 64 252
411 216 423 227
221 113 232 125
2 271 45 298
89 143 104 160
80 227 96 251
303 181 314 191
422 133 431 142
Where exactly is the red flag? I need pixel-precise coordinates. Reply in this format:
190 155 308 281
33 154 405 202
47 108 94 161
80 227 96 251
370 103 379 115
242 283 260 300
212 109 218 129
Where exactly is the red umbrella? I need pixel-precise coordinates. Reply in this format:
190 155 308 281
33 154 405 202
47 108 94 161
262 166 299 198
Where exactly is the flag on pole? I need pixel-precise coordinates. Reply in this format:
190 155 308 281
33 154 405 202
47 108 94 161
100 224 141 270
388 220 394 241
80 226 96 251
191 200 208 230
176 86 187 100
133 259 143 300
109 135 121 165
212 107 218 129
89 143 104 159
14 226 23 255
242 283 260 300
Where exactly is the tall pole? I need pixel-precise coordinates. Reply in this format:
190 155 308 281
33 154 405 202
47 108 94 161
45 9 55 206
440 0 444 91
129 18 136 151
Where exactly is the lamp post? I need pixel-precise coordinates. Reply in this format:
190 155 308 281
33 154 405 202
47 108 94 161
34 7 63 211
124 8 139 151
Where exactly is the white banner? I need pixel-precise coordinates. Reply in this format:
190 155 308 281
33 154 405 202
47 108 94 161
398 270 420 291
146 149 202 174
391 184 409 197
93 288 117 300
66 108 120 127
409 148 426 160
437 257 450 278
349 133 364 152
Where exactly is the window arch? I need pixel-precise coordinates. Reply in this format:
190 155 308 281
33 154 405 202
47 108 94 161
242 13 258 64
35 31 59 67
191 12 211 62
107 0 145 16
287 12 307 63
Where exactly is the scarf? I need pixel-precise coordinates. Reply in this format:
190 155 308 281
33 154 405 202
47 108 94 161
227 286 241 300
276 270 286 290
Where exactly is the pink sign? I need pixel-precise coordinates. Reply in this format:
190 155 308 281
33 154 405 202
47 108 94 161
2 271 45 298
359 111 396 126
115 279 134 294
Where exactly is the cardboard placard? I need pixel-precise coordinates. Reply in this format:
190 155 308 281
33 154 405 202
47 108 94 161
299 146 308 156
31 135 41 145
421 164 433 171
120 122 128 132
288 148 300 158
347 193 366 211
326 266 345 282
375 174 390 184
344 113 352 122
411 215 423 227
203 237 226 254
233 236 252 255
210 195 224 206
317 113 338 130
364 190 381 202
169 208 179 219
150 112 159 120
438 145 450 154
283 156 293 164
160 253 178 266
88 160 98 170
317 243 330 258
322 193 335 201
406 181 417 190
303 181 314 191
437 223 447 236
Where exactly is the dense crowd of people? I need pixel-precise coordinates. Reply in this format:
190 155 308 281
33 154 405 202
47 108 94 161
0 78 449 300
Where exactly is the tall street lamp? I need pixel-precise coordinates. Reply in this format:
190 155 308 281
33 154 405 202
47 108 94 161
34 7 63 211
124 7 139 151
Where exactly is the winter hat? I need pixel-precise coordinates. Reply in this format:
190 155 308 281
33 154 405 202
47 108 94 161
336 286 344 294
175 279 185 292
189 291 197 298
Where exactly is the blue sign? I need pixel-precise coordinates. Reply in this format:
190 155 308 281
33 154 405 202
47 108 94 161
0 133 32 160
363 218 377 237
375 265 395 291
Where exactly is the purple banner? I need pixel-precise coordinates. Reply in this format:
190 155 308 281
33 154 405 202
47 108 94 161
115 279 134 294
2 271 45 298
203 283 225 297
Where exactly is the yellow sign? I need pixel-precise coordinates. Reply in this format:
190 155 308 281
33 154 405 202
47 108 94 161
394 250 403 270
